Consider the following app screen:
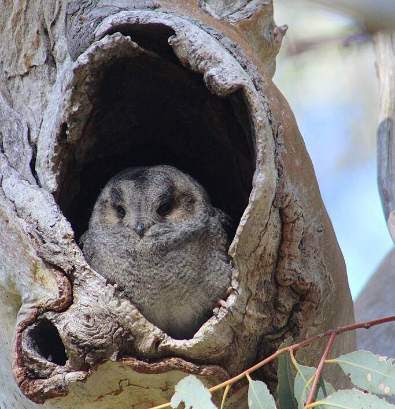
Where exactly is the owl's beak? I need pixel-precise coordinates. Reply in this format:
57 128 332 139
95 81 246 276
133 222 145 238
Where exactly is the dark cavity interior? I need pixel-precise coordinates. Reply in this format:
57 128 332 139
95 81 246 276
57 24 255 240
28 319 68 366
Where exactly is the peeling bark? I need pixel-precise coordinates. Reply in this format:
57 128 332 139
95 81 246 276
0 1 354 408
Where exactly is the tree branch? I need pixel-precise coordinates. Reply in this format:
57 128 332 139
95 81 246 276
310 0 395 32
149 315 395 409
304 332 337 407
374 31 395 242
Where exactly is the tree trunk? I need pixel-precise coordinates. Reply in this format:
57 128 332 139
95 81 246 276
375 31 395 242
355 247 395 356
0 1 354 408
355 31 395 363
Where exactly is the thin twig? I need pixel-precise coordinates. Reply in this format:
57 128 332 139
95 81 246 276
304 332 337 408
147 315 395 409
209 349 286 393
220 384 231 409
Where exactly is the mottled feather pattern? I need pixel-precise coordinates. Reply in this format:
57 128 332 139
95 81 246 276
82 165 232 339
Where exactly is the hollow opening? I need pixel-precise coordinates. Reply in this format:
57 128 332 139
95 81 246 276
28 319 68 366
57 25 255 244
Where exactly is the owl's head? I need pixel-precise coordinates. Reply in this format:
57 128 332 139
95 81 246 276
90 165 213 238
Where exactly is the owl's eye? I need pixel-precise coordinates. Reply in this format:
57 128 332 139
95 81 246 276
157 200 173 217
116 205 126 219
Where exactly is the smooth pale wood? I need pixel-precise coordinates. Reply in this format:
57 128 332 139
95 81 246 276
313 0 395 32
375 31 395 242
355 247 395 357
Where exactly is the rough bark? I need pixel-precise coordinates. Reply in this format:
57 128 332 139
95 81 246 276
0 1 354 408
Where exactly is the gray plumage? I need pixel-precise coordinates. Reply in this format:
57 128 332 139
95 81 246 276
81 165 232 339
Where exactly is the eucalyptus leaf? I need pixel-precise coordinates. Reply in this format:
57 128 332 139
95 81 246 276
248 378 277 409
170 375 217 409
332 350 395 396
294 364 335 409
313 388 395 408
277 352 297 409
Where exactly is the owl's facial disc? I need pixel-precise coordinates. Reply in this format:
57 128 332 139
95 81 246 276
102 173 197 239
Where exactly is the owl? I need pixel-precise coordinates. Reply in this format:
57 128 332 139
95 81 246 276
81 165 232 339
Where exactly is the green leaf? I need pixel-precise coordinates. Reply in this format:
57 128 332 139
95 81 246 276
170 375 217 409
247 377 277 409
312 389 395 408
294 364 335 409
332 350 395 397
277 352 298 409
